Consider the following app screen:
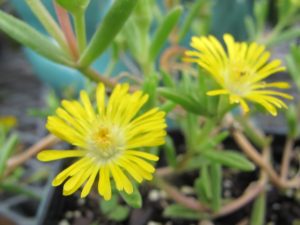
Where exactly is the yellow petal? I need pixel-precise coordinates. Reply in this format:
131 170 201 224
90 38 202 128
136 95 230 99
125 155 155 173
81 165 99 198
52 157 90 186
117 157 143 183
207 89 229 96
96 83 106 117
98 166 111 200
80 90 96 121
126 150 159 161
37 150 85 161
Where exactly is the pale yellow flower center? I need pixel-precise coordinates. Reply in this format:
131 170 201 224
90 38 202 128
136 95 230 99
224 63 253 96
87 122 126 161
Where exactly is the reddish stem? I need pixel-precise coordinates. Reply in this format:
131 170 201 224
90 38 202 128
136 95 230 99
53 1 79 60
5 135 59 176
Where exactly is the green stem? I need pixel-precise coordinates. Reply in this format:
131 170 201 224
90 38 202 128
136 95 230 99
25 0 71 59
267 28 300 47
265 8 297 46
79 67 116 88
53 2 79 60
73 10 87 54
153 176 209 212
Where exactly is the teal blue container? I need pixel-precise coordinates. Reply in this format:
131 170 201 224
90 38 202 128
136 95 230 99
9 0 126 93
211 0 254 41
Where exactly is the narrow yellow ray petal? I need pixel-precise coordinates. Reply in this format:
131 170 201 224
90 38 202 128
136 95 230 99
80 90 96 120
126 155 155 173
207 89 229 96
52 158 91 186
63 170 85 193
246 95 278 116
61 100 87 121
223 34 236 59
107 84 129 120
250 91 293 99
98 166 112 200
56 108 88 134
119 92 149 125
117 158 143 183
116 166 133 194
109 164 123 191
37 150 85 161
96 83 106 117
252 51 270 72
81 165 99 198
52 158 88 186
126 150 159 161
63 165 96 196
239 99 250 113
251 82 290 90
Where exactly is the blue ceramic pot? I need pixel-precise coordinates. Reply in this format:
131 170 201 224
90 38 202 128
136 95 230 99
9 0 126 93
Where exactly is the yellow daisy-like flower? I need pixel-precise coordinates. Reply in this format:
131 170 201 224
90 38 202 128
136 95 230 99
37 83 167 200
184 34 293 116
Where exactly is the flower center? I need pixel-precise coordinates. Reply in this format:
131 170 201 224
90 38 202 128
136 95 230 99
87 122 125 161
224 64 253 96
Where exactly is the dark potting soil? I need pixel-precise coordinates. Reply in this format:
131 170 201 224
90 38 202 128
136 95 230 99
41 134 300 225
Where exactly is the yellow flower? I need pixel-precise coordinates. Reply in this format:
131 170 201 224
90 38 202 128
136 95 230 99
0 116 17 129
37 83 167 200
184 34 293 116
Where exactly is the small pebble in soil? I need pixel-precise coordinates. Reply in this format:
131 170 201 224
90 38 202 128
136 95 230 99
199 220 214 225
58 219 70 225
223 179 232 188
289 168 297 177
224 190 232 198
266 222 275 225
148 189 161 202
73 210 82 218
147 221 162 225
285 189 294 198
266 184 273 191
64 211 73 219
165 221 173 225
77 198 85 206
271 213 278 221
180 186 194 195
272 203 281 210
160 190 167 199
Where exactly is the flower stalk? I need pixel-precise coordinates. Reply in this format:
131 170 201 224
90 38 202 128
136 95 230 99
25 0 71 58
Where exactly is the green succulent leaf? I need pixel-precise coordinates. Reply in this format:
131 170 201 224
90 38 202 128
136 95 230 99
202 150 255 171
100 195 130 221
100 195 119 214
56 0 90 13
0 133 19 178
0 181 40 199
286 104 298 138
149 6 183 62
79 0 138 67
194 165 212 203
163 135 177 168
210 163 221 212
250 191 266 225
164 204 209 220
120 183 142 208
178 0 203 41
287 45 300 91
0 11 72 66
158 87 207 115
160 70 175 88
108 206 130 221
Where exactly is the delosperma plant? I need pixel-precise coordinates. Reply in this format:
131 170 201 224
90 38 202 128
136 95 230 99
1 0 300 224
